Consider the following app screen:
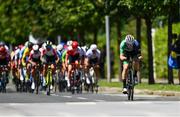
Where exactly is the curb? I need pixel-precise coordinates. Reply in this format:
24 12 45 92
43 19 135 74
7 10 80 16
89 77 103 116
99 87 180 96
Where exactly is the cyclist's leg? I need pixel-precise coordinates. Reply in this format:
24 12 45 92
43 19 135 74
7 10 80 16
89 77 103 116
134 59 141 83
51 63 56 89
26 63 31 81
43 64 48 84
67 56 74 87
67 64 72 87
85 58 91 82
51 63 56 75
122 61 129 93
31 65 35 80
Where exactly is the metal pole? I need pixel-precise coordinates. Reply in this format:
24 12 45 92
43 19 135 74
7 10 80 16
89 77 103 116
151 28 156 80
57 35 61 44
105 15 111 82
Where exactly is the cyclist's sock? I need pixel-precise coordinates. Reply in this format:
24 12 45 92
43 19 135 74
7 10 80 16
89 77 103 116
123 79 126 88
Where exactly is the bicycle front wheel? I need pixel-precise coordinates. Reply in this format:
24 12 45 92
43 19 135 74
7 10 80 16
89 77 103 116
128 86 134 101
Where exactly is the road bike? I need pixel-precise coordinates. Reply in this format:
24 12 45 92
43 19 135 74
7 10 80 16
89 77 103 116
0 65 8 93
84 65 98 93
126 57 135 101
46 64 53 96
33 64 41 94
70 62 82 94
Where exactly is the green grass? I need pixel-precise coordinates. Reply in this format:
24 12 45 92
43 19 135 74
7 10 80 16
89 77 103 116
99 80 180 92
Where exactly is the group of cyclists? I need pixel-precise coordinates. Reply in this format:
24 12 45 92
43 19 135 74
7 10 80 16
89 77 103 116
7 39 101 94
0 34 142 95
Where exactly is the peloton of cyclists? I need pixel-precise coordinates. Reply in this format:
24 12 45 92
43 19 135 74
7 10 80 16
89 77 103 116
8 39 104 93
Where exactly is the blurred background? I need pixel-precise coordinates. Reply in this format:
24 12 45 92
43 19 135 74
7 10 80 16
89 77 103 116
0 0 179 84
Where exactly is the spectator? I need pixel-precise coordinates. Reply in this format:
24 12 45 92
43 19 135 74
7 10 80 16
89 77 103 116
171 35 180 84
171 34 180 84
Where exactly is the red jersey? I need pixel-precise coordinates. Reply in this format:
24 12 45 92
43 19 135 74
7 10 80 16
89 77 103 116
67 47 79 56
0 48 8 60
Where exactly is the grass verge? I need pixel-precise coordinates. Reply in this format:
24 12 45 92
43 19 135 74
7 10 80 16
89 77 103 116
99 80 180 92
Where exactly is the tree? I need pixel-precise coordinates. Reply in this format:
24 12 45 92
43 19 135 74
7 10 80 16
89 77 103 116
163 0 179 84
130 0 165 84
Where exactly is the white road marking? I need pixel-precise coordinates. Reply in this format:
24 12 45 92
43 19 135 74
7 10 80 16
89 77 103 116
66 102 96 105
51 94 59 96
8 103 25 106
77 97 87 100
122 101 180 105
61 96 72 98
122 101 152 104
103 93 161 97
102 94 124 96
94 100 106 102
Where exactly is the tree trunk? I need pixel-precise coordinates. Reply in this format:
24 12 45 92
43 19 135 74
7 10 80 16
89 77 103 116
145 18 155 84
136 17 141 46
136 17 142 83
116 19 122 81
93 28 98 44
79 30 85 45
167 14 174 84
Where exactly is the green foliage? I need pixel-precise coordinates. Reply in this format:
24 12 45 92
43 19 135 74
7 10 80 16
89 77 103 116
0 0 178 82
130 0 165 20
99 80 180 91
154 23 180 78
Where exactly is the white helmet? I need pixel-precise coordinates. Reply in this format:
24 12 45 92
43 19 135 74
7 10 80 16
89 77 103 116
52 44 57 50
24 41 29 47
33 44 39 51
125 34 134 45
67 40 73 46
42 43 47 49
90 44 97 50
57 44 63 51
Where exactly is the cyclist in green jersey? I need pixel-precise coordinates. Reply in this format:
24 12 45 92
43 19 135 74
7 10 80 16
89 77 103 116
119 34 142 94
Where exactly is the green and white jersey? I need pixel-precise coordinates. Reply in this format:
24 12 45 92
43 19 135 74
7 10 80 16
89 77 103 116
119 39 141 57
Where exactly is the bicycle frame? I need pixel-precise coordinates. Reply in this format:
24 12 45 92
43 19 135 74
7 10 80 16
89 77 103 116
126 57 135 101
46 64 53 95
34 64 41 94
0 65 8 93
70 62 82 94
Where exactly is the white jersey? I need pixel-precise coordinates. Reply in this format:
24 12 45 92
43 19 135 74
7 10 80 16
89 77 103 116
86 49 101 60
39 47 44 56
78 46 86 57
14 48 20 60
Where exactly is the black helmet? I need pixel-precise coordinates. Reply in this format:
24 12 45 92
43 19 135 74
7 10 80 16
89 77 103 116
28 42 33 48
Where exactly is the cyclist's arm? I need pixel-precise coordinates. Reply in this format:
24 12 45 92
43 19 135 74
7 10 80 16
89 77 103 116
65 51 69 66
119 40 127 60
134 40 142 59
62 51 66 63
96 49 101 64
28 51 36 65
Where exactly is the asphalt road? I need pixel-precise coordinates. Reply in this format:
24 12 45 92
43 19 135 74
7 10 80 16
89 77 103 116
0 84 180 116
